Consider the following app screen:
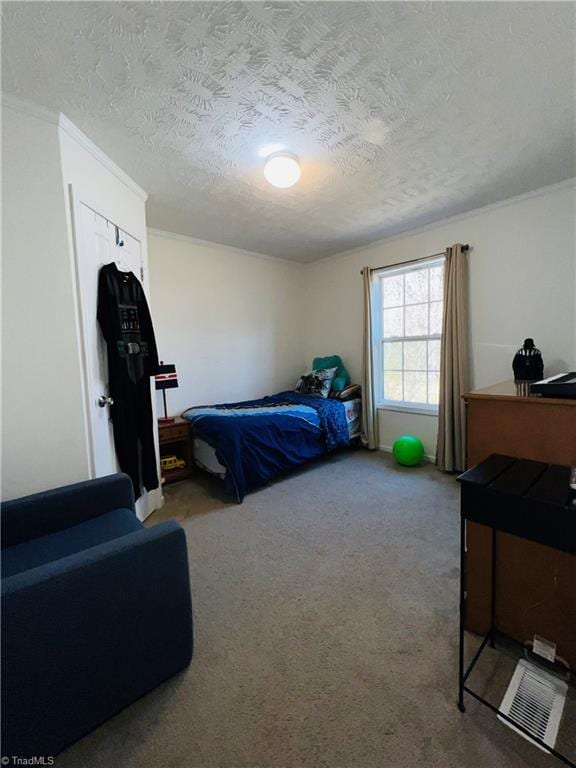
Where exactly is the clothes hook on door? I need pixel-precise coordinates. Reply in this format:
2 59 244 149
115 226 125 247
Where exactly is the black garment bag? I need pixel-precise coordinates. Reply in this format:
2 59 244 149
97 262 160 498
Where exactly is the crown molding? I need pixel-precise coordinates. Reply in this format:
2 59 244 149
5 91 572 264
58 114 147 201
310 177 576 267
2 92 59 125
2 92 147 201
147 227 299 267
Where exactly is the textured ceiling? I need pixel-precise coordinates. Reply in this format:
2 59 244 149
2 2 575 261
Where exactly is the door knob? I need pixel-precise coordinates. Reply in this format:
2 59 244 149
97 396 114 408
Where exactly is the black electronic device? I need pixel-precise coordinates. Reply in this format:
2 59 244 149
529 372 576 398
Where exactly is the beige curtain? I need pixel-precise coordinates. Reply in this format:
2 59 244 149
361 267 378 449
436 244 470 472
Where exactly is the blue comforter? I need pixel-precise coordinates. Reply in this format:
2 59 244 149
182 392 349 501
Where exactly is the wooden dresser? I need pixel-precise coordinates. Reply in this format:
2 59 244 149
463 381 576 666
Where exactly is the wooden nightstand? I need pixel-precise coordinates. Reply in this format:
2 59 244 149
158 417 192 485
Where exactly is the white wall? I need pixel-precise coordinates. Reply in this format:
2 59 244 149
3 94 574 495
302 183 576 457
1 98 159 512
59 122 161 518
59 124 147 246
148 231 305 415
1 104 91 499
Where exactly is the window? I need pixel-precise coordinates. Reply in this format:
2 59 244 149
375 258 444 411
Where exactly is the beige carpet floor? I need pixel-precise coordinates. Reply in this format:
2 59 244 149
56 450 563 768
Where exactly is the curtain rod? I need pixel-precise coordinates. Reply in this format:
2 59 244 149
360 244 469 275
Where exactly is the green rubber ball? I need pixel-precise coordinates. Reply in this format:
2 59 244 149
392 435 425 466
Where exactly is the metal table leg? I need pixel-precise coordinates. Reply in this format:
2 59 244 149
458 511 466 713
490 526 497 648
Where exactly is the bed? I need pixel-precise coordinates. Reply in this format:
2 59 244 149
182 393 361 502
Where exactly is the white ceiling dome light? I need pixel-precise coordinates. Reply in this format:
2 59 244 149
264 153 301 188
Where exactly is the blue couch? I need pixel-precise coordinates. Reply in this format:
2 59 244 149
1 473 193 758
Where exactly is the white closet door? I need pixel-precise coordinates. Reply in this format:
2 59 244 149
73 199 154 520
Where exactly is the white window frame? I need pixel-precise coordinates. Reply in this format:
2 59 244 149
373 256 445 415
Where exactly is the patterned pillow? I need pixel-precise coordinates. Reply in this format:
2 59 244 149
295 367 338 398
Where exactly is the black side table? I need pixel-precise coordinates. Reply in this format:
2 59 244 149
457 453 575 767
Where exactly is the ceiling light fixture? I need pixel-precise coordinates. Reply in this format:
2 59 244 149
264 153 301 188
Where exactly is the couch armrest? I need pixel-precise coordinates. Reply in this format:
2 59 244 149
1 473 135 547
2 520 193 757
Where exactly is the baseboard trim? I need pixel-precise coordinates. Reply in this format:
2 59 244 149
379 444 436 463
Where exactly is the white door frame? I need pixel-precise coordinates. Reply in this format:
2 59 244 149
68 184 162 519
